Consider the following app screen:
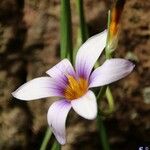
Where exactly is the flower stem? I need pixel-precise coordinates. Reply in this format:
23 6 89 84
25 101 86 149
40 128 52 150
96 88 110 150
51 140 61 150
105 10 112 59
97 86 107 103
105 87 115 114
97 111 110 150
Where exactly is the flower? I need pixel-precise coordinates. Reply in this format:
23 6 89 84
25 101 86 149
12 30 134 145
107 0 126 51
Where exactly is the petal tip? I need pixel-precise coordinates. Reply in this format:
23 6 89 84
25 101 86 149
58 138 66 145
84 113 97 120
11 91 16 98
11 89 27 101
83 108 97 120
11 91 20 100
51 130 67 145
128 61 135 72
45 70 50 75
131 63 135 69
47 100 71 146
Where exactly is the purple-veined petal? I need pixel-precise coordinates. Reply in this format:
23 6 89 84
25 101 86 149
89 58 135 87
71 90 97 120
46 59 75 80
75 30 107 80
12 77 64 100
47 100 71 145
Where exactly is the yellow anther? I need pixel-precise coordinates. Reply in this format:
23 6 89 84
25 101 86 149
64 75 88 100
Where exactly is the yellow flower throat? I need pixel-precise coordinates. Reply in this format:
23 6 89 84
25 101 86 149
64 75 88 101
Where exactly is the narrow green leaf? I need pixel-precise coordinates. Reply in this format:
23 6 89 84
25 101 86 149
76 0 88 43
74 0 88 62
106 87 115 114
60 0 73 63
51 140 61 150
105 10 112 59
97 111 110 150
96 87 110 150
40 128 52 150
97 86 107 104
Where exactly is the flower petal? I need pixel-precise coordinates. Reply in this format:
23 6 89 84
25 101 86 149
75 30 107 79
46 59 75 79
71 90 97 120
12 77 64 100
89 58 135 87
47 100 71 145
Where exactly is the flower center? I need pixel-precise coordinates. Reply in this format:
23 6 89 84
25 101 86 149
64 75 88 101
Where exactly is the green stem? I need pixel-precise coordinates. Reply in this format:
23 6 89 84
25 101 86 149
106 87 115 114
97 86 107 103
96 88 110 150
60 0 73 63
73 0 88 62
97 111 110 150
40 128 52 150
105 10 112 59
51 140 61 150
76 0 88 43
97 86 115 116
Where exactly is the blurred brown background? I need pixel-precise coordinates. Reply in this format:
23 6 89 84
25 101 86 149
0 0 150 150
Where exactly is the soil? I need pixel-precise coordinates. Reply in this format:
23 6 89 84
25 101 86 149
0 0 150 150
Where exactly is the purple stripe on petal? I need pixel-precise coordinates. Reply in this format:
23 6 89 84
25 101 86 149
46 59 76 85
76 61 93 82
12 77 65 100
89 58 135 88
47 99 71 145
75 30 107 80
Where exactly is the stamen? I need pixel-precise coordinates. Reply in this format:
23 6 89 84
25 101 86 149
64 75 88 100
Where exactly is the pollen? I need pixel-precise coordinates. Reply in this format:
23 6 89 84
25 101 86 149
64 75 88 101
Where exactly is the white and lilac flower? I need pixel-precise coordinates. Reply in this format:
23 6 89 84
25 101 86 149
12 30 134 145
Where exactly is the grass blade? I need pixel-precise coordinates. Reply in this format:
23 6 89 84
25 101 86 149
60 0 73 62
76 0 88 43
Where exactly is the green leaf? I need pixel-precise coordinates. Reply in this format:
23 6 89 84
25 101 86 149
40 128 52 150
60 0 73 63
51 140 61 150
76 0 88 43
